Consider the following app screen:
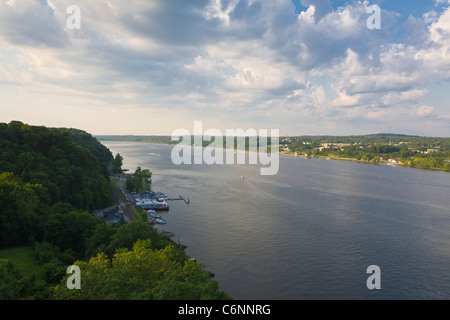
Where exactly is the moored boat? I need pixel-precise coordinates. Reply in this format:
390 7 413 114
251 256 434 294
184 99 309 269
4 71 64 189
154 218 167 224
147 209 161 218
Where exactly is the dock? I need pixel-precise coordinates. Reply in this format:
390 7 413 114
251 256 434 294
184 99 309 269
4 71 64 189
166 195 190 204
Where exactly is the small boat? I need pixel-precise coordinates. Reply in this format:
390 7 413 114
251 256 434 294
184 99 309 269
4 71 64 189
147 210 161 218
154 218 167 224
155 192 168 199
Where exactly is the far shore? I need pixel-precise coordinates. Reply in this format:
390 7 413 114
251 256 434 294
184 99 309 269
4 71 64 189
100 139 449 173
279 151 450 172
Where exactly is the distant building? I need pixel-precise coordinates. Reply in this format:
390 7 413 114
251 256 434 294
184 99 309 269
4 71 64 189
93 205 124 225
388 159 400 165
320 143 351 149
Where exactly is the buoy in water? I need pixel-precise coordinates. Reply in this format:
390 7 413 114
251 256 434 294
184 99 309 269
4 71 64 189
241 176 245 179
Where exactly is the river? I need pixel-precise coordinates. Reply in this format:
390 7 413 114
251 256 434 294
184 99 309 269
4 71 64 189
102 141 450 300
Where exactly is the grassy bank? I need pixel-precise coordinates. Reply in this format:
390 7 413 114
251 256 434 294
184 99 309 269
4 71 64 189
0 245 36 275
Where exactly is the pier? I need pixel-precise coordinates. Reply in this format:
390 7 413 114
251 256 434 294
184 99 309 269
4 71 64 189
166 195 190 204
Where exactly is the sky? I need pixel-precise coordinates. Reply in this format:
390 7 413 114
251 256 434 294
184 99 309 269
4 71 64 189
0 0 449 137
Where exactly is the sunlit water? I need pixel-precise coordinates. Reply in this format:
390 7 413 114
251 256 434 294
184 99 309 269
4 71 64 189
102 141 450 300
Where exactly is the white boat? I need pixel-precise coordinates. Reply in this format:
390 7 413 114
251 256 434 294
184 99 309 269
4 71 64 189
155 192 168 199
147 210 161 218
154 218 167 224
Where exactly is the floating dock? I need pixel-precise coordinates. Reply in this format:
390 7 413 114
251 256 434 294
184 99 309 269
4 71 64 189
166 195 190 204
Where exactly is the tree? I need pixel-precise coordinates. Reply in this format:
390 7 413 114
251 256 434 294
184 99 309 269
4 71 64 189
125 175 135 192
106 221 174 254
125 166 152 192
42 210 101 258
0 172 42 247
84 223 118 259
111 153 123 174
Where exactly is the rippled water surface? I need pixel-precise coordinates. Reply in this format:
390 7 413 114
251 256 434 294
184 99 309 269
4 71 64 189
103 141 450 300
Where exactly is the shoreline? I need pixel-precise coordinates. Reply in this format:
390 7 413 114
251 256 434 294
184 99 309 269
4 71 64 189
279 151 450 173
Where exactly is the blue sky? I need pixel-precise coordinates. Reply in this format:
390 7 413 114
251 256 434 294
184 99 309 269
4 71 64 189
0 0 449 136
293 0 437 19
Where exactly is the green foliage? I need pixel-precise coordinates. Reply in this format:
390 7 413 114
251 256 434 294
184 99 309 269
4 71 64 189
0 122 114 212
54 128 114 165
84 223 118 259
105 221 177 255
0 259 22 299
41 210 102 258
0 121 116 249
0 246 36 276
52 239 231 300
0 172 42 248
111 153 123 174
125 166 152 192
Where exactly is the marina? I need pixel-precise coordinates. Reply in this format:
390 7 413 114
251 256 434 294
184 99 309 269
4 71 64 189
132 191 190 209
122 187 190 227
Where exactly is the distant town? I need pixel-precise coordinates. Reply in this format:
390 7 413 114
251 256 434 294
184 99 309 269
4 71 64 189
278 134 450 171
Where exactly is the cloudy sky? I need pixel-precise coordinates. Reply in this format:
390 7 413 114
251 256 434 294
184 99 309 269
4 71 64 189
0 0 449 136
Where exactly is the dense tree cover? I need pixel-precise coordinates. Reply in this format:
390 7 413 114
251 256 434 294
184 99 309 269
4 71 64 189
0 121 114 212
1 220 231 300
111 153 123 174
0 122 229 300
55 128 114 165
53 238 231 300
0 172 43 247
125 166 152 192
0 259 29 299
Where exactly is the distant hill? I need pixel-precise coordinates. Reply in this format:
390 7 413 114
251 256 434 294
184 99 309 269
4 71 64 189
96 135 176 145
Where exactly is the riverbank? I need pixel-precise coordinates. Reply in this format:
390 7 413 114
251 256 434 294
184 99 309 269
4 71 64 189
279 151 450 172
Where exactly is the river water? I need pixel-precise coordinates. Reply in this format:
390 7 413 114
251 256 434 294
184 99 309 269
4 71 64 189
102 141 450 300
